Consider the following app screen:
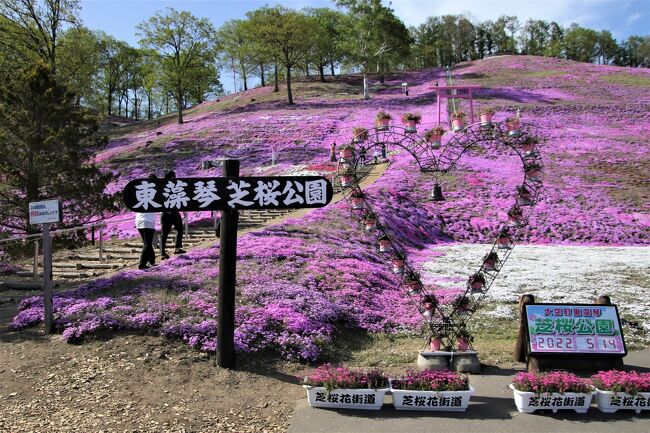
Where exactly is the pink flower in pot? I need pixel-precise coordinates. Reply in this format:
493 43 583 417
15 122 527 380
339 145 354 159
421 295 437 318
457 337 470 351
497 230 512 249
483 252 499 271
450 112 466 132
430 337 443 351
479 108 495 127
376 111 392 130
352 127 368 143
469 273 486 292
507 206 524 226
505 116 521 136
401 113 421 132
392 257 405 274
364 216 377 232
340 175 353 187
378 236 391 252
517 186 533 206
350 188 364 210
424 127 445 150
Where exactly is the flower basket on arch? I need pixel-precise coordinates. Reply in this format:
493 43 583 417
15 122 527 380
424 126 445 149
479 107 495 128
401 112 421 132
352 127 368 143
450 111 467 132
375 111 392 130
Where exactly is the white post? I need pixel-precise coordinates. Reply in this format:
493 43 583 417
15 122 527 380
184 212 189 238
42 224 54 334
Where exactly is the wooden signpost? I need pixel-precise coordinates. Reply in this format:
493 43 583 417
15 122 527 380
515 294 626 372
122 160 334 368
28 199 63 334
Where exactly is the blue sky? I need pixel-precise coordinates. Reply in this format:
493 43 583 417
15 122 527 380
79 0 649 92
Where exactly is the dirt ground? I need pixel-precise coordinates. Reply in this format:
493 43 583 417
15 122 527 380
0 302 307 433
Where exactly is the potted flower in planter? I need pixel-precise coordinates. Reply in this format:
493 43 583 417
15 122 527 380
375 111 392 130
517 185 533 206
401 112 422 132
482 252 499 271
429 332 444 351
497 228 512 249
421 295 437 318
450 111 467 132
352 127 368 143
390 370 474 411
363 213 377 232
424 126 446 149
455 327 473 351
468 273 486 293
303 364 389 410
392 253 405 274
479 107 495 128
505 115 522 137
454 296 472 318
404 272 421 294
522 136 539 157
339 143 355 159
591 370 650 414
377 234 391 253
524 162 542 182
510 371 595 414
350 188 364 210
507 206 524 226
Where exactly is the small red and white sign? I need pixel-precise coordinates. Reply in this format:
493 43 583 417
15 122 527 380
29 199 62 225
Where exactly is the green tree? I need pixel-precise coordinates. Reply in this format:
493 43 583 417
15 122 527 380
0 0 79 74
596 30 618 64
97 35 131 116
57 26 102 107
137 8 217 123
218 19 255 91
563 24 598 62
305 8 347 81
0 62 115 234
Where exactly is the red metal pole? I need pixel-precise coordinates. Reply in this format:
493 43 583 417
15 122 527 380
437 90 441 126
468 89 474 124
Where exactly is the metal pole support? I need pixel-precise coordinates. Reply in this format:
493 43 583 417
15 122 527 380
184 212 189 238
216 159 240 368
42 224 54 334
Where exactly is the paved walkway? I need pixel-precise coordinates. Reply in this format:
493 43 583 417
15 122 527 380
288 349 650 433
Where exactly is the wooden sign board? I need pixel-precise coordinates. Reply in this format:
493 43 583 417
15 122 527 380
525 303 627 357
122 176 333 212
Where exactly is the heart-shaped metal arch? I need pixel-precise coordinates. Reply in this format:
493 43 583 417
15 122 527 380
337 118 543 352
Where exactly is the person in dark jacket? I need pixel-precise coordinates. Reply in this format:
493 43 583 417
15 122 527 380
135 174 158 269
160 170 185 259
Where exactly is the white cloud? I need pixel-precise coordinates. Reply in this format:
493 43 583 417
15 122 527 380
627 12 643 24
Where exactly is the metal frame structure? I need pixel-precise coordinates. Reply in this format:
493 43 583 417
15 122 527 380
336 119 544 351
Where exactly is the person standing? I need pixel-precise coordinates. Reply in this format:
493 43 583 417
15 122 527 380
330 142 337 162
136 174 158 270
160 170 185 259
381 143 387 159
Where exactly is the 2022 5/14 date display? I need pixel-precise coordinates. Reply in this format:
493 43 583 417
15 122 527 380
532 335 621 352
525 304 626 355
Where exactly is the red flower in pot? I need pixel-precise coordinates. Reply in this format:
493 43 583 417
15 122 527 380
375 111 392 130
450 111 467 132
401 112 422 132
424 126 445 150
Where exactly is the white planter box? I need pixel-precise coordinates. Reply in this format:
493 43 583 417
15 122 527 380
390 385 474 412
303 385 388 410
510 384 594 413
595 389 650 414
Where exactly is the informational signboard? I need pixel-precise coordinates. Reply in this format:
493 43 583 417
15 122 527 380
29 199 62 225
525 304 626 356
122 176 333 212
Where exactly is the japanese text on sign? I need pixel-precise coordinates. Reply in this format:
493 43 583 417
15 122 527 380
123 176 333 212
525 304 626 355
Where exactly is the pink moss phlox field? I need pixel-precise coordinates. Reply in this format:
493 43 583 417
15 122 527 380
11 57 650 360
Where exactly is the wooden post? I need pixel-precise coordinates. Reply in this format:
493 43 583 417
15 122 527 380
216 159 240 368
42 224 54 334
91 226 95 245
515 294 535 362
184 212 189 238
99 230 104 262
33 240 39 280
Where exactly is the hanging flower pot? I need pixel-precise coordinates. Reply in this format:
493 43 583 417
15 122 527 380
352 127 368 143
450 112 467 132
424 127 445 150
421 295 437 318
517 185 533 206
339 144 355 159
479 107 495 128
401 113 421 132
497 230 512 249
340 175 353 187
375 111 392 130
507 206 524 226
456 337 471 351
363 215 377 232
469 273 486 292
378 235 391 253
392 256 405 274
522 137 539 157
482 252 499 271
350 188 364 210
525 162 542 182
505 116 522 137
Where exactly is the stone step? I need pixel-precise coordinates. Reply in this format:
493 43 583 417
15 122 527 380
106 254 140 260
52 262 78 269
15 271 41 278
71 254 102 261
53 271 95 279
77 263 123 270
103 247 139 253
